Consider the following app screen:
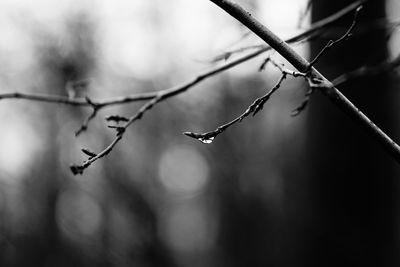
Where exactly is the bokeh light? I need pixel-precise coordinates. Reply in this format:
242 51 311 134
158 145 209 197
161 202 216 253
0 109 44 180
56 189 102 241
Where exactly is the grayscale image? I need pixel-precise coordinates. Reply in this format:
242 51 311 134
0 0 399 266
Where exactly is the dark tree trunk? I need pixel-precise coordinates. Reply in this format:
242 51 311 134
301 0 399 266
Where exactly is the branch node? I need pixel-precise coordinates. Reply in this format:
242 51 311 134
105 115 129 123
81 148 97 158
108 125 126 136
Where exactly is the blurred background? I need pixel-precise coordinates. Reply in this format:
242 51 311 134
0 0 399 266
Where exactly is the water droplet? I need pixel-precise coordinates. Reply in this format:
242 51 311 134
198 137 214 144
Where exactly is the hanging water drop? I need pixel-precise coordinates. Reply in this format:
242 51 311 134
198 137 214 144
183 132 215 144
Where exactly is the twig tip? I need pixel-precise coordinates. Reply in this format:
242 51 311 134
70 164 84 175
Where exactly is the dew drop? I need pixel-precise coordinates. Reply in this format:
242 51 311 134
198 137 214 144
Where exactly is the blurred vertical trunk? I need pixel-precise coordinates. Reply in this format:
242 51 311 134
300 0 399 266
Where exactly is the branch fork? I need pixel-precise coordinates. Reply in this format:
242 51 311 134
0 0 385 174
208 0 400 164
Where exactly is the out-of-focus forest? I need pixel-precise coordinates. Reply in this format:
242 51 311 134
0 0 399 266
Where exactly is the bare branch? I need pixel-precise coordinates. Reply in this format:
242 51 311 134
332 54 400 86
291 87 314 116
0 0 358 175
71 85 194 174
0 92 91 106
209 0 400 164
70 95 158 174
0 0 366 109
81 148 97 158
74 96 102 136
70 134 122 175
68 0 373 174
307 5 363 70
266 57 307 78
75 108 98 136
260 57 312 116
66 1 367 174
211 44 265 63
184 73 286 143
105 115 129 123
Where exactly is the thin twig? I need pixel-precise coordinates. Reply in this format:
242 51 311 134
291 87 314 116
0 92 90 106
307 5 363 70
71 83 199 174
40 0 361 174
332 54 400 86
184 56 310 143
0 1 364 138
209 0 400 164
67 1 367 174
105 115 129 123
211 44 265 63
70 95 161 174
75 108 98 136
0 0 366 110
184 74 287 144
70 0 372 174
266 57 307 78
74 96 101 136
261 57 312 116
